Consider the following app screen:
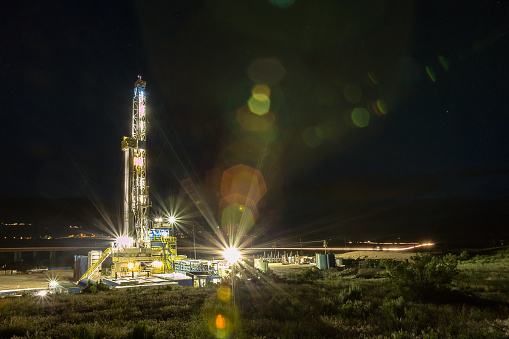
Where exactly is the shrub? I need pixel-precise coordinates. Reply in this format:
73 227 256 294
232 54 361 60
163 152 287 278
82 281 109 294
338 284 362 303
383 296 406 320
297 267 322 283
459 250 469 261
384 253 459 299
75 324 94 339
131 321 154 339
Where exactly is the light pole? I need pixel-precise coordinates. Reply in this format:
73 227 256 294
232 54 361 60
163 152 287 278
193 224 196 260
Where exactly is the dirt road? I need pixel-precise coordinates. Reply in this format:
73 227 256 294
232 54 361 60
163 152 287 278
0 270 74 291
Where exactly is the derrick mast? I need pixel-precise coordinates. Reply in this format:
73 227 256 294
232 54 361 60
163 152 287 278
122 76 151 247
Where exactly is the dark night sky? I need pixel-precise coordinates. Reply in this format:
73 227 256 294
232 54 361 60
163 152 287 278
2 1 509 244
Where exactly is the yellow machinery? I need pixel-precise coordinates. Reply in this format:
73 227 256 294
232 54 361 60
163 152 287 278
109 223 178 277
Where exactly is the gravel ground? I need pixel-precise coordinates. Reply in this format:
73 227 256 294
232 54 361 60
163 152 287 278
267 251 416 276
336 251 415 261
0 270 74 291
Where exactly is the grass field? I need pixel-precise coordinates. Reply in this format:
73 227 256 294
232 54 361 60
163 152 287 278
0 248 508 338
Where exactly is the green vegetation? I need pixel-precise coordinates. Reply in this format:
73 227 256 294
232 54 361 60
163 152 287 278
0 248 508 338
382 253 459 300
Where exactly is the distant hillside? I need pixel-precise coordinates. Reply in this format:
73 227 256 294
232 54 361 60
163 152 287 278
0 197 119 237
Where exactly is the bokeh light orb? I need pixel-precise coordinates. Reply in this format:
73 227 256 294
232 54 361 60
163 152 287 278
343 84 362 103
367 71 379 85
351 108 370 127
221 204 255 233
247 58 286 85
221 165 267 203
425 65 437 82
252 84 270 102
248 96 270 115
236 105 275 132
302 126 323 147
217 285 232 301
376 99 388 114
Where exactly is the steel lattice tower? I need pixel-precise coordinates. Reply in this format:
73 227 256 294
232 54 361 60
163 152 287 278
122 76 151 248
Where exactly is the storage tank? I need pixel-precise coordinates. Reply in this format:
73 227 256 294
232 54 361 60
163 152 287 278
259 260 269 273
316 254 328 269
74 255 88 281
327 254 336 268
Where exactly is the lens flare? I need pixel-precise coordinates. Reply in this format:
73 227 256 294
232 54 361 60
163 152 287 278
236 105 275 132
376 99 388 114
248 96 270 115
351 108 370 127
438 55 450 71
252 84 270 102
343 84 362 103
425 65 437 82
216 314 227 329
247 58 286 85
302 126 323 147
217 285 232 301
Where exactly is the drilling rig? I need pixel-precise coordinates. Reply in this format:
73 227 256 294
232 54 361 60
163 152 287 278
78 77 178 282
122 76 150 248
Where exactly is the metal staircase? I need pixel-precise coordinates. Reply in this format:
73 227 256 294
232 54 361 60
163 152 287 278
79 248 112 281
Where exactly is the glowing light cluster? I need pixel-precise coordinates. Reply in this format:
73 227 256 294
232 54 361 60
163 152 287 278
134 157 143 167
152 260 163 268
115 236 134 247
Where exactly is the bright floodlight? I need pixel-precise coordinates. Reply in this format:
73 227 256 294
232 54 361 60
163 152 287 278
127 263 134 270
116 236 134 247
168 216 176 224
222 246 241 265
49 281 58 288
37 290 47 297
152 260 163 268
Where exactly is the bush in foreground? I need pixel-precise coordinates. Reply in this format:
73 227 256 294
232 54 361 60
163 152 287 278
383 253 459 300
